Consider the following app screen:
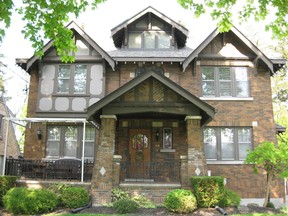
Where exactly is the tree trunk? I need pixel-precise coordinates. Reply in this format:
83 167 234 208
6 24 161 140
263 173 273 207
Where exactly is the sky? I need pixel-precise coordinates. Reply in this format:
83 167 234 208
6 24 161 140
0 0 278 115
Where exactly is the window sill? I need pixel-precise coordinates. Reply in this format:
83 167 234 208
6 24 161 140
200 97 254 101
207 160 245 165
160 149 176 153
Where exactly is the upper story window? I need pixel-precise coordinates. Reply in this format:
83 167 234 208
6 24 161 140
204 127 252 161
202 67 249 97
128 16 172 49
57 64 87 94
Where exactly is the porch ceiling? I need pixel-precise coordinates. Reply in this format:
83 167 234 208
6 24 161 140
86 71 216 126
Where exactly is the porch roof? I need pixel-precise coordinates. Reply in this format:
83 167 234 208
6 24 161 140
86 71 216 126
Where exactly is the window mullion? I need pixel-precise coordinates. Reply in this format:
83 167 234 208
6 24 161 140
215 68 219 97
217 128 221 160
231 68 236 97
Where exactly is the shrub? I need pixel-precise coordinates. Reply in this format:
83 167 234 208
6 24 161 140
111 188 130 202
164 189 197 214
218 189 241 207
3 187 58 215
267 201 275 209
191 176 225 208
60 187 89 208
132 195 156 208
0 176 18 206
113 198 139 214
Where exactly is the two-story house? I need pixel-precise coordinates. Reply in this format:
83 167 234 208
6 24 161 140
17 7 285 205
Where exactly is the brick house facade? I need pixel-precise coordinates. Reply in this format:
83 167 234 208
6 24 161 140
18 7 285 205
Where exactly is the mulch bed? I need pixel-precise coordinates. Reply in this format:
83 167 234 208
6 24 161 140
79 205 282 215
0 205 282 215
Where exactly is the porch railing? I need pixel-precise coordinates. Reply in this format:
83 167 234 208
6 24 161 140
5 159 94 181
120 161 180 182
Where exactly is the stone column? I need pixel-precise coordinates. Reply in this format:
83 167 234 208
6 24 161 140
182 116 207 188
91 115 117 206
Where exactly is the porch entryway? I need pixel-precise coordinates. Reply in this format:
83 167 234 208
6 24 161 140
87 71 216 205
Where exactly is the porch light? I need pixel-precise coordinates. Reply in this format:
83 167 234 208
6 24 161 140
37 128 42 140
156 129 159 141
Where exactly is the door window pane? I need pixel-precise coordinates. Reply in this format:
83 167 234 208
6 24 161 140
74 65 87 93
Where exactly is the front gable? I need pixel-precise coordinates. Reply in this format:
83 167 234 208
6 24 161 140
111 6 189 49
24 21 115 72
182 26 285 73
87 71 215 126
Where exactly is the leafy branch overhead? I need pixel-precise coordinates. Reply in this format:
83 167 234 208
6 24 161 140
177 0 288 39
0 0 287 62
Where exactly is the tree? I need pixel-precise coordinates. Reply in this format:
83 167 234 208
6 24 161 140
245 141 288 207
177 0 288 40
0 0 287 61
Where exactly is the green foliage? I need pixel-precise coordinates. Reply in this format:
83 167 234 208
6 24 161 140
0 0 13 42
111 188 130 202
112 198 139 214
132 195 156 208
3 187 58 215
218 189 241 207
191 176 225 208
164 189 197 214
0 176 18 206
177 0 288 40
60 186 90 208
245 141 288 206
266 201 275 209
245 141 288 178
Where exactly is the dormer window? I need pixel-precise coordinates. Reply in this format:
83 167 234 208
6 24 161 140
128 15 172 49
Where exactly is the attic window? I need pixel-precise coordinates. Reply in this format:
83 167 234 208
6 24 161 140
129 32 171 49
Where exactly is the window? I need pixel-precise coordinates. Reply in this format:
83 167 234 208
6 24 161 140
203 127 252 161
57 64 87 94
46 125 96 160
129 31 171 49
202 67 249 97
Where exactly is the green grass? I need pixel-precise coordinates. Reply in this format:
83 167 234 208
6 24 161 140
44 214 125 216
231 214 287 216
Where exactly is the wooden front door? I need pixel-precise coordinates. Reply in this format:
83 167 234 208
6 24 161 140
129 129 151 179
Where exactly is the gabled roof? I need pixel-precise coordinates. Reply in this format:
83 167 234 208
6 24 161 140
111 6 189 48
87 70 215 125
182 26 286 73
22 21 115 72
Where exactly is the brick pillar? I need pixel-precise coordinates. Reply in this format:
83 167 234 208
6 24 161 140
91 115 117 206
182 116 207 188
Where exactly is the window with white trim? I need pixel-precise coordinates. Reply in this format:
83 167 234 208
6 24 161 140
203 127 252 161
46 125 96 160
57 64 87 94
202 67 249 97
